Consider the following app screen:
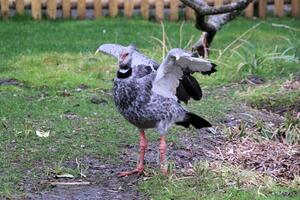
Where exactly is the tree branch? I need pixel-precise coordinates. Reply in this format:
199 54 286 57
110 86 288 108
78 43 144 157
180 0 252 57
181 0 252 16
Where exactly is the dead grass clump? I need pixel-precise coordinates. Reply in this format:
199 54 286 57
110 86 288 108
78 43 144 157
207 138 300 182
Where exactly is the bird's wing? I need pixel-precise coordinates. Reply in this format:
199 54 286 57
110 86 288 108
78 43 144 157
131 49 160 78
152 48 215 101
96 43 159 77
176 74 203 103
95 43 125 58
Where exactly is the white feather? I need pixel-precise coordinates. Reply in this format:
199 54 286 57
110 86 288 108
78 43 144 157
152 48 213 99
177 56 212 72
96 44 158 69
119 69 130 73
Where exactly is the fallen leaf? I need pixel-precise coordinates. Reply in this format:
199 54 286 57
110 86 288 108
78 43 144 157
56 173 75 178
50 181 90 185
36 130 50 138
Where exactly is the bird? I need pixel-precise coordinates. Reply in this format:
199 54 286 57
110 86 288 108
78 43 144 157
95 44 216 176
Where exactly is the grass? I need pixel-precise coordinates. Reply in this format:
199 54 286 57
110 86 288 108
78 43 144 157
235 79 300 112
140 162 300 200
0 16 299 198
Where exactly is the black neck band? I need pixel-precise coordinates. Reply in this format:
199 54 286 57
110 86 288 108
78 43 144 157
117 68 132 79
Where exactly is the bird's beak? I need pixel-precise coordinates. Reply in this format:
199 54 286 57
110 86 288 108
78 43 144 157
175 55 180 60
94 48 100 55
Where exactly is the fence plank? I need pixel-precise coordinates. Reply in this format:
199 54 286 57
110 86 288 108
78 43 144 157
31 0 42 20
245 2 253 18
185 6 195 20
214 0 223 6
47 0 57 19
16 0 25 15
170 0 179 21
275 0 284 17
3 0 299 21
155 0 164 21
124 0 134 18
0 0 9 19
259 0 267 18
62 0 71 19
94 0 102 18
141 0 149 19
77 0 86 19
291 0 300 17
109 0 118 17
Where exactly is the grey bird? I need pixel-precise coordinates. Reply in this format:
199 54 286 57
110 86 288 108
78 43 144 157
95 44 216 176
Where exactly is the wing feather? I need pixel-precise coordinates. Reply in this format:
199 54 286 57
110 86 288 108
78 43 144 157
96 44 126 59
152 48 215 100
96 43 159 77
96 43 159 68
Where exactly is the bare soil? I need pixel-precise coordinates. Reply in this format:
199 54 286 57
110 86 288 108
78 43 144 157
0 78 21 86
23 103 300 199
24 129 224 200
16 82 299 199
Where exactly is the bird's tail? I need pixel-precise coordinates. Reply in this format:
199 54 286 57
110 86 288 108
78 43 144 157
176 112 211 129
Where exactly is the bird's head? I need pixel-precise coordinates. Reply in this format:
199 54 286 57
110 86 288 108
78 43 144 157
118 45 135 71
116 45 136 79
163 49 183 66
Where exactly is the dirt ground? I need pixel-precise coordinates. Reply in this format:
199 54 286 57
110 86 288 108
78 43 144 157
3 78 298 199
24 129 224 200
22 103 300 199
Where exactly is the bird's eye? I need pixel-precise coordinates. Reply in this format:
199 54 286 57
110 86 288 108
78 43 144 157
121 53 129 60
170 55 177 61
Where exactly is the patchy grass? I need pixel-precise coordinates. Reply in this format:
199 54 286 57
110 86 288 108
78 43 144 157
140 162 300 200
0 17 299 198
0 87 131 195
235 79 300 112
1 52 115 89
1 18 299 88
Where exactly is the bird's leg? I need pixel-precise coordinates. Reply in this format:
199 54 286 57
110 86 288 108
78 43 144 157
118 130 148 177
136 130 148 172
159 135 168 176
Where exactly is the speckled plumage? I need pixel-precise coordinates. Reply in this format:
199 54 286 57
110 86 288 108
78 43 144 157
113 72 186 134
96 44 214 135
96 44 214 176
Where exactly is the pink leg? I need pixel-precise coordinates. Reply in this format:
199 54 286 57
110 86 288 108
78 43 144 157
119 130 148 177
159 135 168 176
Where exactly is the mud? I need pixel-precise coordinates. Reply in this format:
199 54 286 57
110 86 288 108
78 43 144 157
27 129 224 200
0 78 20 86
19 105 298 199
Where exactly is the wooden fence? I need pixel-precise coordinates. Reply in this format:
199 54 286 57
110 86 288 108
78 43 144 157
0 0 299 20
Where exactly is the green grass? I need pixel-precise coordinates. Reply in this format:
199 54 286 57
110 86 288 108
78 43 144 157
140 162 300 200
0 17 299 198
1 17 299 88
235 79 300 112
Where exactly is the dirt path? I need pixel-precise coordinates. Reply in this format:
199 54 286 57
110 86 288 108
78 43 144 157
28 130 224 200
24 87 299 200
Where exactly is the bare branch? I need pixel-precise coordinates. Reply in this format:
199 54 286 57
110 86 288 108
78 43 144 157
180 0 252 57
181 0 252 16
192 13 236 57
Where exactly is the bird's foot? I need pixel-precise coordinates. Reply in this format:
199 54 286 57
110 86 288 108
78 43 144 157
118 165 144 177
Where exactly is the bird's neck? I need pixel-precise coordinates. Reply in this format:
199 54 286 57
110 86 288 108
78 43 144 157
117 68 132 79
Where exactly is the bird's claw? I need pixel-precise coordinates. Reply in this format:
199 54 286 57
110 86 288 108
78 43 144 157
118 166 144 177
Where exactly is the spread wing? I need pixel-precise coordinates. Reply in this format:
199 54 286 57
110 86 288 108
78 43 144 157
95 43 125 58
95 43 159 77
152 48 215 101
